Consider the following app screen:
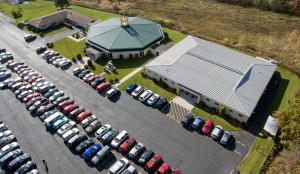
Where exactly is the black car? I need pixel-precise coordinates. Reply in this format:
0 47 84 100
69 107 85 119
0 149 23 168
181 113 194 128
35 47 47 54
154 97 168 109
39 110 56 121
0 135 16 148
14 160 36 174
0 49 6 54
35 103 55 116
8 153 31 172
90 77 105 88
66 132 87 149
75 139 94 154
53 96 69 106
137 148 154 166
73 68 85 76
79 70 91 79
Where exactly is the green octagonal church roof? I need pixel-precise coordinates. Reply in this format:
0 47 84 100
87 17 164 52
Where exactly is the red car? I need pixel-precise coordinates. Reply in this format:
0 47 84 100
87 75 98 84
63 103 79 115
172 169 182 174
58 99 74 110
146 154 163 172
157 162 171 174
23 92 40 103
28 75 43 83
25 96 42 108
76 110 92 122
119 137 136 154
96 82 111 93
202 119 213 134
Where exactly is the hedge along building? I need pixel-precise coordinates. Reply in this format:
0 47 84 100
145 35 277 123
86 17 164 59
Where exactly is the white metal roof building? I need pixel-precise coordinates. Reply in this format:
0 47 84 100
145 35 277 123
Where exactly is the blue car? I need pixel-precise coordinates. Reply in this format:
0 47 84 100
44 88 58 98
125 82 138 94
192 116 205 130
82 144 101 160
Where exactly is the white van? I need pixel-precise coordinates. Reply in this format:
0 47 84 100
62 128 79 142
111 130 128 148
44 112 63 128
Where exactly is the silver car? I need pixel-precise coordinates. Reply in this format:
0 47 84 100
128 142 145 159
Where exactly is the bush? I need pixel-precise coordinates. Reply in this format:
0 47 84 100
84 64 89 69
109 78 114 83
11 10 22 19
135 53 139 58
219 106 225 117
87 59 93 67
46 43 54 48
72 57 77 62
129 54 133 59
77 54 82 60
39 32 44 37
114 78 119 82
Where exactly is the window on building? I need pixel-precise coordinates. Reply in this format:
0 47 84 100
229 109 233 112
215 103 219 105
238 114 243 117
206 99 210 101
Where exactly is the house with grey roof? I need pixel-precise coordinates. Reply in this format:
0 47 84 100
86 17 164 59
145 35 277 123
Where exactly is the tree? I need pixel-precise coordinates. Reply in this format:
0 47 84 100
54 0 70 9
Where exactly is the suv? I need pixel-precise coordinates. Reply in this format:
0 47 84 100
100 129 118 145
91 145 112 166
66 132 87 149
24 34 36 42
138 90 153 102
85 120 101 135
181 114 194 128
131 86 144 98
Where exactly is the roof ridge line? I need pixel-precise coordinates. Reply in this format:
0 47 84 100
108 28 124 49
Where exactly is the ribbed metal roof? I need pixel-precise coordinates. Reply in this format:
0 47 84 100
87 17 164 52
146 36 277 117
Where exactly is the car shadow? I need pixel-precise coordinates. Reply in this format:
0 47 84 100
227 136 236 151
96 155 117 172
45 127 57 135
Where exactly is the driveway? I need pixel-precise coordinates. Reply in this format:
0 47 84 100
44 28 80 43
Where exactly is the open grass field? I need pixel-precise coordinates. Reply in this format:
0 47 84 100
119 69 175 99
52 37 85 59
237 137 274 174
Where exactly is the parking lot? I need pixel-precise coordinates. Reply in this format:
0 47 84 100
0 14 255 174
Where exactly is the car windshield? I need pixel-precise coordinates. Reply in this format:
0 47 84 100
114 138 120 143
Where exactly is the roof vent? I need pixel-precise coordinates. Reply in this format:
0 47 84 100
120 17 129 27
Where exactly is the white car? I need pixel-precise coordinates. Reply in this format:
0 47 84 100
23 72 38 80
57 121 76 136
58 60 71 68
211 125 223 140
53 58 68 66
62 128 79 142
139 90 153 102
31 78 45 86
109 157 129 174
131 85 144 98
111 130 128 148
106 88 120 99
81 115 97 128
17 90 33 100
147 93 160 105
49 90 64 102
0 130 12 139
83 73 94 82
128 142 145 159
95 124 111 139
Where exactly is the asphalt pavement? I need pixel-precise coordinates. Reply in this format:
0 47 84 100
0 12 255 174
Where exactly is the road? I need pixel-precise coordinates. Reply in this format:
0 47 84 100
0 12 255 174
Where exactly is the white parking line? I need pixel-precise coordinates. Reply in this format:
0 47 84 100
234 150 241 155
237 141 246 147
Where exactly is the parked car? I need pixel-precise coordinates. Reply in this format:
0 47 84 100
211 125 223 140
106 88 120 99
157 162 171 174
96 82 111 93
95 124 112 139
145 154 162 172
63 103 79 115
76 110 92 122
85 120 101 135
22 93 40 103
79 70 91 79
82 144 101 160
0 130 12 139
119 137 136 154
100 129 118 145
121 165 137 174
14 160 36 174
154 97 168 110
52 117 69 130
125 82 138 94
58 99 74 110
7 153 31 171
35 103 55 116
147 94 160 106
29 99 49 114
192 116 205 130
35 47 47 54
48 55 62 64
172 169 182 174
91 145 112 166
73 67 85 76
80 115 97 128
59 60 71 68
109 157 129 174
62 128 79 142
25 97 42 109
53 95 70 105
75 139 94 154
0 142 19 159
87 75 98 84
66 132 87 149
49 90 64 103
220 131 233 147
44 88 58 98
229 169 240 174
111 130 129 149
69 107 85 119
202 119 214 134
139 90 153 102
31 78 45 87
17 90 34 101
0 149 23 168
24 34 36 42
57 121 76 136
83 73 95 83
0 123 8 132
90 76 105 88
0 135 16 148
181 114 194 128
131 86 144 98
128 142 145 159
39 110 56 121
27 75 43 84
137 148 154 166
53 58 67 67
27 169 39 174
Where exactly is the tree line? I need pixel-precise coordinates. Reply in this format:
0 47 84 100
215 0 300 15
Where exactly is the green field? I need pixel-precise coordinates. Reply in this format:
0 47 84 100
119 69 175 99
52 37 85 59
69 5 120 20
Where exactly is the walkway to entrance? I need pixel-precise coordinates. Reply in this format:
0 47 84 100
172 91 197 111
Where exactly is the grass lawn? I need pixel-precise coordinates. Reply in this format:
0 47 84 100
237 137 274 174
69 5 120 20
192 107 240 131
52 37 85 59
162 27 186 43
119 69 175 99
268 66 299 113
